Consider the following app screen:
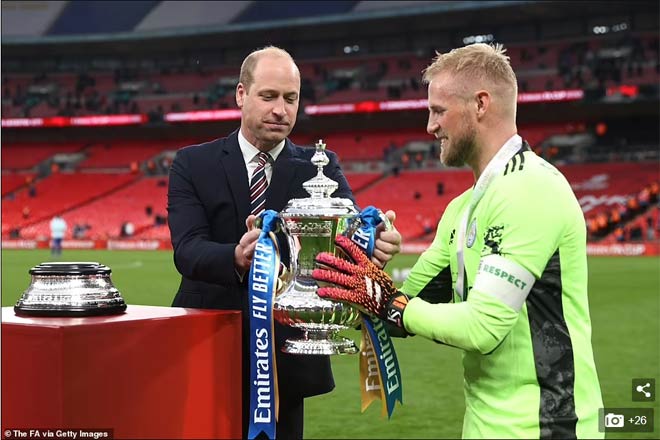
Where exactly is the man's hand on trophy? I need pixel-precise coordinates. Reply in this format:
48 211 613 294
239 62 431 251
234 215 261 273
372 210 401 269
313 235 410 329
236 214 288 287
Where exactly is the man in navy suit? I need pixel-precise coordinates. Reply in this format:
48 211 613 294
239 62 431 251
167 46 401 439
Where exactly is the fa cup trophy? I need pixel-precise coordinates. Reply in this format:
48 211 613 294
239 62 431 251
273 140 362 355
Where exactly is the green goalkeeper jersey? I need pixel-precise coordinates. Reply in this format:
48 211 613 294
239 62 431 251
401 146 603 439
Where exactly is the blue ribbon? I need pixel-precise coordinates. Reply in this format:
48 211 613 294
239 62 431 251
248 210 280 440
345 205 381 256
347 206 403 418
362 315 404 418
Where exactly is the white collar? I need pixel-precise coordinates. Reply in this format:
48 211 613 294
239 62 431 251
238 130 285 164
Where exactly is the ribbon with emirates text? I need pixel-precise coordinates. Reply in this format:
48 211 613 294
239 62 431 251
247 210 281 439
345 206 403 418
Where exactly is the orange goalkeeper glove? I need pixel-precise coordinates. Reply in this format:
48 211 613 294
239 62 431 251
313 234 410 328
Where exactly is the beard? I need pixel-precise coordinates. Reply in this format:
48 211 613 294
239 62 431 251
440 119 477 168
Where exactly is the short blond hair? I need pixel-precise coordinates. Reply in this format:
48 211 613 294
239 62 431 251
239 46 297 92
422 43 517 107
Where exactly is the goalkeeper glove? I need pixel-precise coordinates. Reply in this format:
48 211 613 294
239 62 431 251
313 235 410 329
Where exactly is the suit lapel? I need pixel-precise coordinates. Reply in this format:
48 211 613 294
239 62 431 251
220 130 251 225
267 139 300 211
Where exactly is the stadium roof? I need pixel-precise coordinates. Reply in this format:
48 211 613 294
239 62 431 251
2 0 536 41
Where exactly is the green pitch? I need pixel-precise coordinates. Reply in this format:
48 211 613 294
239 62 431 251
2 250 658 439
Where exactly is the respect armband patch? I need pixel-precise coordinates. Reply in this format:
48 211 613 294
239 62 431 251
473 254 535 311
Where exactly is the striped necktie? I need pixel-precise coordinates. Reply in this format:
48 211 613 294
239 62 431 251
249 152 270 216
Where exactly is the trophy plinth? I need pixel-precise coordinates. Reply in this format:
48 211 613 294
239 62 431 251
274 140 360 355
14 262 127 316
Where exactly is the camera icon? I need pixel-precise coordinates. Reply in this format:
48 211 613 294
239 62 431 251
604 413 625 428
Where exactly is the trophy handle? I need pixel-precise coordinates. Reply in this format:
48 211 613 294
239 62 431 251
277 216 296 293
377 209 394 232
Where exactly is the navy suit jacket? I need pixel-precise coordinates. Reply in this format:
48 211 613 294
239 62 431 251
167 129 354 404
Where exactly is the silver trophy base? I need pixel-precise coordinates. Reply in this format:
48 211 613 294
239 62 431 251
283 327 358 355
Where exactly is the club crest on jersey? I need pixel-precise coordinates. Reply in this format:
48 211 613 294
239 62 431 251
466 218 477 248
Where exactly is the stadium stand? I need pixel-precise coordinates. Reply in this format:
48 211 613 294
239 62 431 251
131 223 170 240
19 177 168 240
1 0 658 251
565 162 659 215
1 173 36 196
2 32 657 118
2 172 139 236
2 143 85 170
296 129 429 161
2 130 658 242
344 172 384 193
353 169 473 239
78 141 172 169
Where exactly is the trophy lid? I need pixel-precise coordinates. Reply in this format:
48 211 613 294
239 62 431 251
281 139 359 218
302 140 338 199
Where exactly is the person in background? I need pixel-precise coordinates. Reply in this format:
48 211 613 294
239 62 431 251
167 46 401 439
647 216 656 240
120 221 135 237
313 43 603 439
49 215 67 256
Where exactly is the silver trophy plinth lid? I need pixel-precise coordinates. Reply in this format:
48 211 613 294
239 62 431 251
303 139 338 198
14 261 127 317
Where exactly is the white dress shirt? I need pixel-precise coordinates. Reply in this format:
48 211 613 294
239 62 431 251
238 130 285 184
